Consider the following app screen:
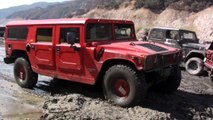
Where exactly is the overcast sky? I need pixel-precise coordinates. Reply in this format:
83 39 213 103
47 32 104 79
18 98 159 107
0 0 69 9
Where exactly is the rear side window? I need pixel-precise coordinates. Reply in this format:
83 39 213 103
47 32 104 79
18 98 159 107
8 27 28 40
36 28 52 42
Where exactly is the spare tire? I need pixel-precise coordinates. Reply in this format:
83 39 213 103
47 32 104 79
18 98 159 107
185 57 204 75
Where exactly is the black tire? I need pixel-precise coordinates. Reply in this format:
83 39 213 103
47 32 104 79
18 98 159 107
185 57 204 75
103 65 147 107
154 66 181 94
14 57 38 89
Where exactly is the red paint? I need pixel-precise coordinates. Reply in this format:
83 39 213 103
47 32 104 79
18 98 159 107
114 79 130 97
205 50 213 70
4 18 182 85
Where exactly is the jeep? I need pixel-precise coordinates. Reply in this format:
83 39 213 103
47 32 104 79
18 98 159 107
148 27 208 75
205 41 213 82
0 27 5 42
4 19 182 107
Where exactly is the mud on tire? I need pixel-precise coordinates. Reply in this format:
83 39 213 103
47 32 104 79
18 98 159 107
14 57 38 89
154 66 181 94
103 64 148 107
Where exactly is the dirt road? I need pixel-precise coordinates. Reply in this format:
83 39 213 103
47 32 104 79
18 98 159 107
0 45 212 120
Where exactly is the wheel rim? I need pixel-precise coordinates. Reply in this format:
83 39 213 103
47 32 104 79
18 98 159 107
188 61 198 70
16 64 26 81
114 79 130 97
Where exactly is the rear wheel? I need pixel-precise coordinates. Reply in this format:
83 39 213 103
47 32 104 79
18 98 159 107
185 57 204 75
14 57 38 89
154 66 181 93
103 65 147 107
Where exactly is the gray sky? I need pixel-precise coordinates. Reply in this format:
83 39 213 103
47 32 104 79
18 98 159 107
0 0 69 9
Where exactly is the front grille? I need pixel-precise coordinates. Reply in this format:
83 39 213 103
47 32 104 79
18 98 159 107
138 43 167 52
163 54 177 65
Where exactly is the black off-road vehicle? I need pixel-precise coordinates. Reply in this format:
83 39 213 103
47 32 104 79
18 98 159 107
148 27 208 75
0 27 5 42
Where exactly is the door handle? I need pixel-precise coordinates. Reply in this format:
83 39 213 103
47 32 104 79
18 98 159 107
56 46 60 53
8 44 12 49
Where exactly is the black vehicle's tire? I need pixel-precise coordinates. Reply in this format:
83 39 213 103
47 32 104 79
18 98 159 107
154 66 181 94
14 57 38 89
103 65 147 107
185 57 204 75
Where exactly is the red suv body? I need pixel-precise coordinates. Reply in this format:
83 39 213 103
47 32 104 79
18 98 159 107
4 18 182 107
205 42 213 81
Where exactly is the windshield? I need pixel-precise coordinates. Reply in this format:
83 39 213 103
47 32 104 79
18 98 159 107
115 24 134 40
86 23 112 42
180 31 197 40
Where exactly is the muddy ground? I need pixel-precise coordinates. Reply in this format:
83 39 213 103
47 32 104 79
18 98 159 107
0 44 213 120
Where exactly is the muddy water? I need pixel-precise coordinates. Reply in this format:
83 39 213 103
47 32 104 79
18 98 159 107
0 45 47 119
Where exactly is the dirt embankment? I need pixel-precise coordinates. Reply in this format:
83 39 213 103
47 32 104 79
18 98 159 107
80 5 213 42
41 71 213 120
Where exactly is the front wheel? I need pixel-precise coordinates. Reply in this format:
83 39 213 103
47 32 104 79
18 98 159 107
154 66 181 94
14 57 38 89
185 57 204 75
103 65 147 107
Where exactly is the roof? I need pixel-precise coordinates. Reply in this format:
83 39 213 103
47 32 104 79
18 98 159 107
6 18 134 26
152 27 180 31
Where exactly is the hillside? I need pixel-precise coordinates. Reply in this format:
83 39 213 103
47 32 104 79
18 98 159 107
0 2 53 19
4 0 213 41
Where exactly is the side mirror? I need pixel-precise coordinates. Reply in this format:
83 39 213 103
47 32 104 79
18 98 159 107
66 32 76 45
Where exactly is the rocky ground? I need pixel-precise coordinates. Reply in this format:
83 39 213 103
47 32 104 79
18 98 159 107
40 71 213 120
0 45 212 120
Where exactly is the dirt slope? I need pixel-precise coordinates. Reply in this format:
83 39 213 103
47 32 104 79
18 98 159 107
80 5 213 42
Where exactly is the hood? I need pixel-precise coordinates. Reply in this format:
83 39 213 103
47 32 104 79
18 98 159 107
96 41 178 56
182 43 209 50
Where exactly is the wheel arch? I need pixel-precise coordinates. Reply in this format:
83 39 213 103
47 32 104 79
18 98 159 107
95 59 138 86
9 50 29 63
184 50 205 62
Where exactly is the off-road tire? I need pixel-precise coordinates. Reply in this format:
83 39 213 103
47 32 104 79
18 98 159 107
103 65 147 107
14 57 38 89
154 66 181 94
185 57 204 75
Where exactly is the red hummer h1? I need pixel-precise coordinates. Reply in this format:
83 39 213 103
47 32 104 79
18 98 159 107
205 42 213 82
4 18 182 107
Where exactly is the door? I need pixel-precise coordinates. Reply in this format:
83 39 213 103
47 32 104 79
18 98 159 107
30 26 55 70
55 25 82 74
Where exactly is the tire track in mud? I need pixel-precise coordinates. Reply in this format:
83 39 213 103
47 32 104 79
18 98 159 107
0 45 212 119
40 71 213 120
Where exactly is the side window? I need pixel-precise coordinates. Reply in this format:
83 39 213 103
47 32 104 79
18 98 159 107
60 28 80 43
166 30 179 40
36 28 52 42
8 27 28 40
149 29 164 40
